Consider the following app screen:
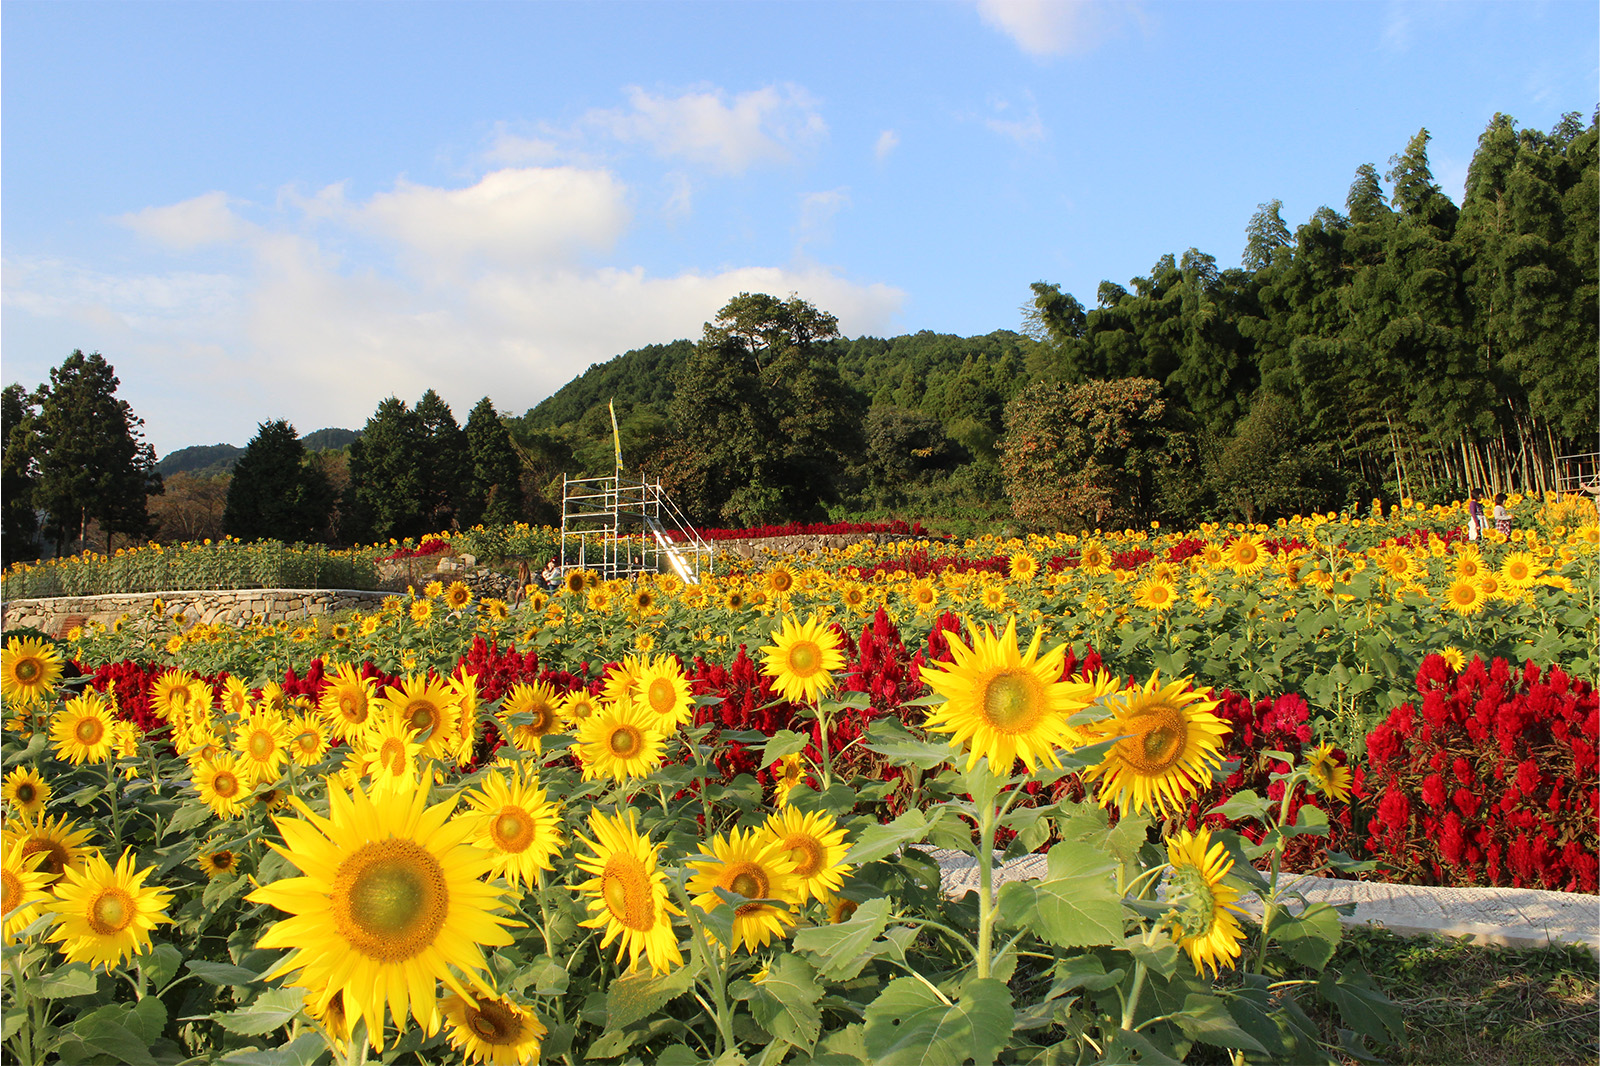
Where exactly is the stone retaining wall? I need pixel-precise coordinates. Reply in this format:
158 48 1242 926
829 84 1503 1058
0 589 390 639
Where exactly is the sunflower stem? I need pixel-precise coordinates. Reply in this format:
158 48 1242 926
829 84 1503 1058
104 756 124 853
976 799 997 980
815 699 834 792
1251 774 1301 975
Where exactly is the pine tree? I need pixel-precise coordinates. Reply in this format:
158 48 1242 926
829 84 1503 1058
222 420 334 543
344 398 426 542
464 397 524 526
415 390 468 532
1 384 40 564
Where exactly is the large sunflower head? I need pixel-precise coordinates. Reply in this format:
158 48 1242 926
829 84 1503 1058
443 581 474 612
286 714 331 767
233 711 291 786
919 618 1098 774
503 681 568 755
1163 828 1247 979
759 615 846 706
50 692 118 766
1 636 63 705
442 991 548 1065
197 848 240 880
1085 674 1230 818
634 655 692 731
1009 552 1039 582
759 807 851 904
573 808 683 975
576 700 666 782
1442 577 1485 617
355 710 430 796
600 654 649 706
1224 534 1269 575
1499 550 1543 587
2 834 53 944
191 752 252 820
1133 575 1177 613
459 767 564 889
764 565 797 597
376 673 460 762
2 766 51 817
149 668 203 722
319 663 376 740
45 849 174 973
686 827 801 953
249 774 517 1052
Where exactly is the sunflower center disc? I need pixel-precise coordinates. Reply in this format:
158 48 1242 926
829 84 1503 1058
728 864 766 899
214 771 240 798
1168 864 1217 939
788 643 820 677
648 679 675 712
249 732 273 757
407 701 436 733
378 739 407 775
1126 705 1185 772
17 783 36 803
601 856 655 930
2 869 20 912
785 836 823 878
334 840 447 961
609 726 639 756
529 707 552 734
982 672 1040 732
75 718 105 744
494 809 534 852
297 731 318 752
340 694 365 720
16 660 39 682
88 887 135 934
471 1000 520 1042
214 852 234 870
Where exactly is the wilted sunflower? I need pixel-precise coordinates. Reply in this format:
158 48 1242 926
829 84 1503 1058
503 681 568 755
460 767 563 889
2 835 52 943
634 655 693 730
1085 674 1229 818
920 618 1099 774
249 774 517 1052
319 663 376 740
573 808 683 975
760 615 845 705
2 766 50 817
1304 743 1352 802
45 849 173 973
444 581 474 612
442 992 548 1066
1163 828 1247 979
191 752 252 820
759 807 851 904
576 700 666 782
1 636 63 705
686 827 800 953
50 692 118 766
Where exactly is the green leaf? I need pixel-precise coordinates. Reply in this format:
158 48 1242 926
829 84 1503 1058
71 1005 159 1066
605 966 694 1031
1208 789 1272 823
861 719 950 770
3 732 48 767
1318 967 1403 1048
844 808 928 865
186 958 261 987
655 1046 702 1066
218 1033 331 1066
526 954 571 995
585 1027 640 1059
165 800 215 837
125 997 169 1044
862 977 1013 1066
1266 902 1343 969
1103 1026 1185 1064
793 897 891 980
27 962 100 999
1177 993 1267 1053
211 986 305 1036
995 840 1123 948
749 954 823 1052
761 729 809 764
141 941 183 990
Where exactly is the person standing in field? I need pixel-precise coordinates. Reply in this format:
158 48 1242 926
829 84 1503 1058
1467 489 1485 540
1493 492 1513 536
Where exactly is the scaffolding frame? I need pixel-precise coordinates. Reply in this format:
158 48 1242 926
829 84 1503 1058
560 473 713 584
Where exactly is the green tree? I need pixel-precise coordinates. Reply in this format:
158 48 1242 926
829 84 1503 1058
222 420 334 543
342 397 426 543
32 350 162 554
464 397 525 526
1242 199 1293 272
415 389 469 532
2 384 40 564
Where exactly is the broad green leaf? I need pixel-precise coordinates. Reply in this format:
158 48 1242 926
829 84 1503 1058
165 801 215 837
1318 967 1403 1048
141 941 183 990
995 840 1123 948
586 1027 641 1059
605 965 694 1031
26 962 99 999
843 808 928 865
761 729 809 764
1104 1026 1185 1065
211 986 305 1036
218 1034 330 1066
71 1005 159 1066
861 719 950 770
749 954 823 1051
862 977 1013 1066
1266 901 1343 969
1209 789 1272 823
187 959 262 986
526 954 571 995
792 897 891 980
1176 993 1267 1053
656 1046 702 1066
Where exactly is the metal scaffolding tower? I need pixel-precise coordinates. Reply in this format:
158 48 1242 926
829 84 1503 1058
560 473 713 583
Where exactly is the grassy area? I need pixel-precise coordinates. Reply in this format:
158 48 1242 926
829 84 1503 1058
1317 926 1598 1065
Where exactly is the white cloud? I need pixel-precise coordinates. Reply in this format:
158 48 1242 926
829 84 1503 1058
986 95 1047 146
119 191 255 249
662 172 694 222
579 84 827 175
875 129 901 163
796 188 850 252
975 0 1137 58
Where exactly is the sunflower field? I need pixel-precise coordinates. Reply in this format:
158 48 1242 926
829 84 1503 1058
0 494 1593 1065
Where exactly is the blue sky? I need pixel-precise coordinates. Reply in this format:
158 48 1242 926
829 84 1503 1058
3 0 1595 457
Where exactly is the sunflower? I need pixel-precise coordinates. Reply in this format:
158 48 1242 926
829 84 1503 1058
460 767 563 890
576 700 666 782
287 714 331 767
442 992 548 1065
760 615 845 706
906 579 940 612
449 673 482 767
1085 674 1229 818
3 766 51 817
1500 551 1543 588
1438 646 1466 672
319 663 376 741
149 668 204 722
410 599 435 626
423 580 444 599
444 581 474 612
686 827 800 953
839 582 869 612
634 656 693 731
45 849 173 973
221 676 254 716
1079 542 1111 575
759 808 851 904
2 835 52 943
377 673 460 762
772 753 807 807
198 849 240 879
249 773 517 1052
559 689 601 722
1452 546 1485 580
573 808 683 975
1442 577 1486 617
562 569 591 595
1304 743 1352 802
503 681 568 755
724 589 747 612
826 894 859 925
1009 552 1039 582
1163 828 1247 979
192 753 252 820
357 710 430 796
234 711 291 786
50 692 118 766
919 618 1098 774
765 565 797 597
600 654 649 706
1224 535 1269 575
303 987 360 1057
1133 575 1177 612
1 636 63 705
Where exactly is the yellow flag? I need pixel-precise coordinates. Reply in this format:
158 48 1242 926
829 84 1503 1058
609 398 623 473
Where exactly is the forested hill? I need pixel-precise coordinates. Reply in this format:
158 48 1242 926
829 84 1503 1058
158 427 359 478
